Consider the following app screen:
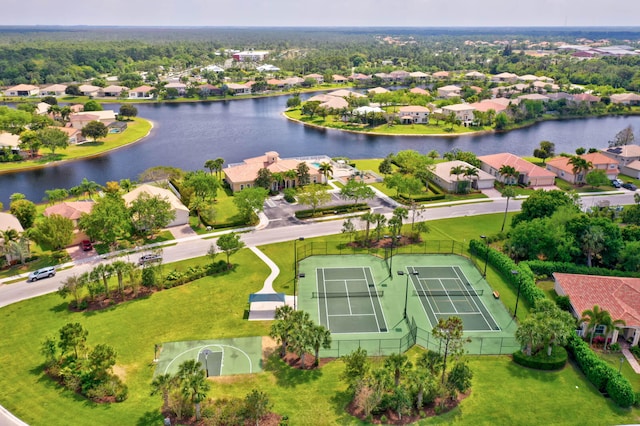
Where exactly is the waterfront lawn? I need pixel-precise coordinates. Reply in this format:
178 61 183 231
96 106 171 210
0 249 271 426
0 118 152 173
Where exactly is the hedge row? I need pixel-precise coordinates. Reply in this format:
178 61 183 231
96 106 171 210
397 193 446 203
566 334 635 408
295 203 369 219
469 239 546 308
524 260 640 279
513 346 568 370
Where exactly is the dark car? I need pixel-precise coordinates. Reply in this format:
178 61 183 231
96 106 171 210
138 254 162 265
622 183 638 191
80 240 93 251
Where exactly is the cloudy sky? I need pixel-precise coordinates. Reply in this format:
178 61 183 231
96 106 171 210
4 0 640 27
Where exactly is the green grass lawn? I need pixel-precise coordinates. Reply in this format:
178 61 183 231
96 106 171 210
0 249 270 426
0 118 152 173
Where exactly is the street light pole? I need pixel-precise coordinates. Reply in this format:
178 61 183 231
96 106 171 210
619 356 625 373
201 349 212 377
480 235 489 278
398 270 419 320
294 237 304 310
512 270 521 318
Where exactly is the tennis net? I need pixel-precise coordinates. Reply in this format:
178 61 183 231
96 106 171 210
413 289 483 297
312 290 384 298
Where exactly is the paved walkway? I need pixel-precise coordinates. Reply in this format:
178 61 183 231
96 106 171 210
621 348 640 374
248 246 279 294
247 246 288 320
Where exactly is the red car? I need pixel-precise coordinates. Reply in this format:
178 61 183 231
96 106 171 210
80 240 93 251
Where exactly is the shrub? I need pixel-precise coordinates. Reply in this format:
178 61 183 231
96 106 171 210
566 333 635 407
283 188 296 203
295 203 369 219
634 392 640 408
524 260 640 279
609 343 621 352
141 268 156 288
555 295 571 311
513 346 568 370
630 346 640 358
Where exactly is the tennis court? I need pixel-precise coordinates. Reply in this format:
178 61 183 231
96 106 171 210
315 267 388 334
407 266 500 331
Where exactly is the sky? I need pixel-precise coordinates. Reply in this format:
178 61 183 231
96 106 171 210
4 0 640 27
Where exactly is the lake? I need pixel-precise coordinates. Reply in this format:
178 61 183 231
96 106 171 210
1 94 640 205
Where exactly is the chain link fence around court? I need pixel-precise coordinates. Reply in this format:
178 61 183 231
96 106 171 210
321 318 520 358
296 240 469 264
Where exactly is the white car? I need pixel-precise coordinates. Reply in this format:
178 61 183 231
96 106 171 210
28 266 56 282
138 254 162 265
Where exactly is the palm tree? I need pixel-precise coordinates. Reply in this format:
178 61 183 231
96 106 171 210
111 260 133 298
283 169 298 189
601 315 626 350
462 166 479 193
449 165 465 193
581 305 619 346
384 352 412 387
360 212 375 246
581 226 605 268
372 213 387 242
568 156 592 185
177 359 210 421
318 162 333 183
308 324 332 367
500 186 517 232
212 157 225 179
271 172 283 191
269 305 295 357
150 373 176 413
90 263 114 299
74 178 102 200
203 159 216 175
498 165 519 186
427 150 440 160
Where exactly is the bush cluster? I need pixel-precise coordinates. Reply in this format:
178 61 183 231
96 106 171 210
469 239 546 307
524 260 640 279
566 334 635 407
295 203 370 219
513 346 567 370
164 261 228 287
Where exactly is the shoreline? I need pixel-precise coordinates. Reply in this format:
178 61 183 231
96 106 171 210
0 118 155 175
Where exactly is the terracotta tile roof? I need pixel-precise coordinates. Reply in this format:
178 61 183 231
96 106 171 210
409 87 429 95
224 153 320 184
368 87 389 94
44 201 94 220
572 93 601 102
130 85 154 93
122 184 188 212
432 71 450 78
398 105 430 113
327 89 366 98
468 100 508 112
8 84 38 91
0 212 24 233
554 273 640 327
478 153 556 178
546 153 618 174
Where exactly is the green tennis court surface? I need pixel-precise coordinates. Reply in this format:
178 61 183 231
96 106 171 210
315 267 388 334
407 266 500 331
154 336 263 377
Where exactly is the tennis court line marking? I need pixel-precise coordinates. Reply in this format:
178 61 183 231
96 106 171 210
163 344 253 375
363 266 386 332
342 279 353 315
327 313 377 318
408 266 437 327
453 266 500 331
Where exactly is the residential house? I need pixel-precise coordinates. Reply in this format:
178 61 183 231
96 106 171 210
165 82 187 96
100 85 129 98
465 71 486 80
267 79 285 88
129 85 155 99
0 132 21 154
78 84 101 97
517 74 540 82
368 87 389 95
491 72 518 83
349 73 372 83
53 127 85 145
409 71 429 81
198 84 222 97
374 73 392 83
353 106 384 116
517 93 550 102
304 74 324 84
122 184 189 227
226 83 251 95
398 105 430 124
546 92 573 101
409 87 430 96
571 93 601 104
600 144 640 177
204 65 224 73
468 99 508 113
389 70 410 81
223 151 322 192
546 152 619 184
326 89 366 99
34 102 52 115
43 201 94 245
432 71 450 79
256 64 280 72
430 160 496 192
69 110 117 129
532 80 559 92
332 74 348 84
41 84 67 97
478 152 556 186
610 93 640 106
437 85 461 98
442 104 476 126
554 273 640 347
282 77 304 87
0 212 26 263
4 84 39 97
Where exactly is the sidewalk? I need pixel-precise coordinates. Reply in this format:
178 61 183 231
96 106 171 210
621 348 640 374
